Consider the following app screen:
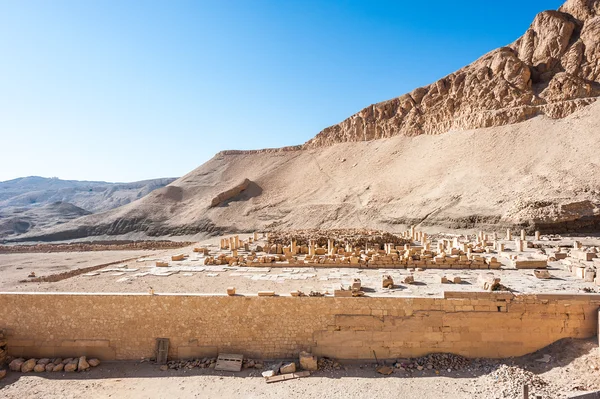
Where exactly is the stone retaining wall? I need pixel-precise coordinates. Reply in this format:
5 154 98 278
0 292 597 361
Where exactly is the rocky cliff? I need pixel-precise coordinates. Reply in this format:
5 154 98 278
304 0 600 148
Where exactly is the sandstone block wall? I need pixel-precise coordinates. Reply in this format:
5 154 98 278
0 292 597 361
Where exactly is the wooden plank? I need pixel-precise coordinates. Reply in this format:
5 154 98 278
215 353 243 371
155 338 169 365
266 371 310 383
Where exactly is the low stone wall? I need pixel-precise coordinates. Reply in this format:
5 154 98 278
0 292 597 361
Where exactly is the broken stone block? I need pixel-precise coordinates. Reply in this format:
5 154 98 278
52 363 64 372
280 362 296 374
257 291 275 297
299 351 318 371
403 275 415 284
436 275 448 284
382 275 394 288
262 370 275 378
478 273 500 291
227 287 236 296
533 269 551 279
171 254 185 261
156 261 169 267
351 278 361 291
452 276 462 284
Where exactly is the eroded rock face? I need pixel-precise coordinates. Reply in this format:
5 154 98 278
304 1 600 148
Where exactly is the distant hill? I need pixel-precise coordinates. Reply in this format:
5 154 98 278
0 176 176 239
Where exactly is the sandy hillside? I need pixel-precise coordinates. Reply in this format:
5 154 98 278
13 0 600 241
19 101 600 241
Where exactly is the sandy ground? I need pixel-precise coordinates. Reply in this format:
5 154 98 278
2 235 599 295
1 338 599 399
0 250 168 291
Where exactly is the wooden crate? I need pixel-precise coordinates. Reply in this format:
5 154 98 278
215 353 243 372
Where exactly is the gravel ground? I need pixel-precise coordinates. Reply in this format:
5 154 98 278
1 338 599 399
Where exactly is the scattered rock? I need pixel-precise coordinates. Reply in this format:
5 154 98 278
88 358 100 367
376 365 393 375
45 363 55 372
77 356 90 372
33 364 46 373
159 365 168 371
64 362 78 372
21 359 37 373
0 369 6 379
52 363 64 372
262 370 276 378
9 358 24 372
37 358 51 365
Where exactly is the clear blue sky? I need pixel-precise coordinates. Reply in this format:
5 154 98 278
0 0 564 182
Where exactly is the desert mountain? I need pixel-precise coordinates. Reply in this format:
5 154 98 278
305 0 600 147
15 0 600 241
0 176 175 239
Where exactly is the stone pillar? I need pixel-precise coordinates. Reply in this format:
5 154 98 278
291 239 297 255
254 232 258 241
520 230 526 241
535 231 540 241
492 232 498 241
515 239 524 252
410 226 415 240
309 240 315 256
506 229 512 240
328 239 334 256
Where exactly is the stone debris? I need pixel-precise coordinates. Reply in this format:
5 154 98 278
382 275 394 288
317 357 341 371
394 353 471 372
376 365 393 375
534 269 552 279
486 365 548 398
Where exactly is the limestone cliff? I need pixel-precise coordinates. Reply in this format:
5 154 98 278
304 0 600 148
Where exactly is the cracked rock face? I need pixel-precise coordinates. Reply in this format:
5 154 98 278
304 0 600 148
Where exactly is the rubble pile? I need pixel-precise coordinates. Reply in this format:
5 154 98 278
395 353 471 371
162 357 263 371
267 229 410 249
317 357 341 371
488 365 549 398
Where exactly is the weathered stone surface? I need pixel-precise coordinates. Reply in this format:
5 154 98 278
33 364 46 373
21 359 36 373
45 363 55 372
88 358 101 367
52 363 64 372
37 358 51 365
0 369 6 379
